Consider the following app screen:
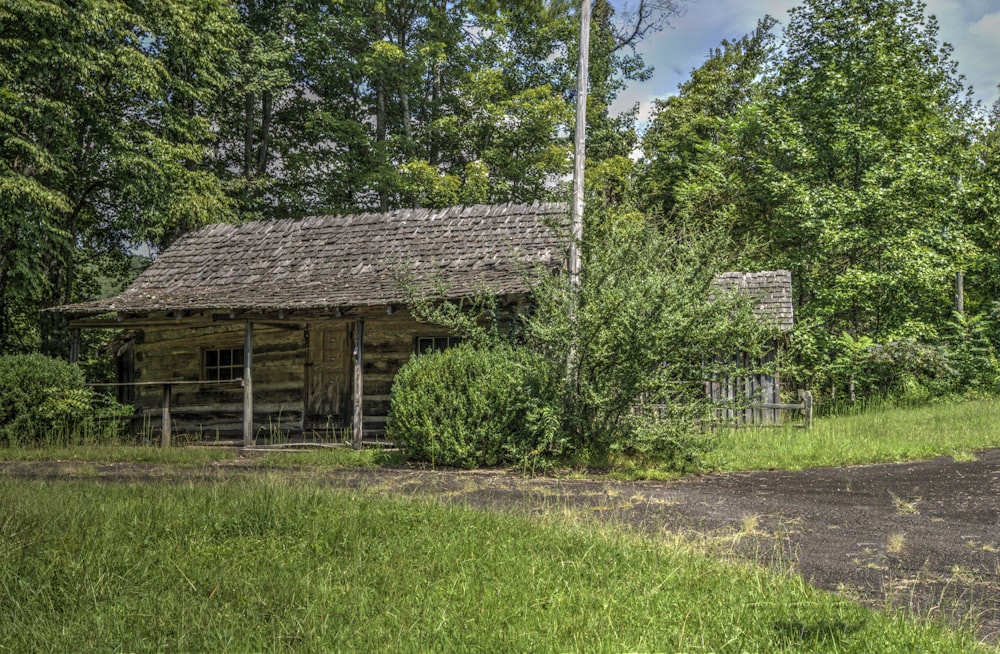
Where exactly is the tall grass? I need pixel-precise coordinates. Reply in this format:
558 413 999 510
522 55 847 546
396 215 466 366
708 397 1000 471
0 478 985 652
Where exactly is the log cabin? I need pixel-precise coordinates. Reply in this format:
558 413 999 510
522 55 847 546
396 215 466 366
51 202 795 445
51 202 567 446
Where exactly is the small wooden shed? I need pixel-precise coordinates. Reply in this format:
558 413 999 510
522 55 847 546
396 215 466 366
52 203 567 445
709 270 795 424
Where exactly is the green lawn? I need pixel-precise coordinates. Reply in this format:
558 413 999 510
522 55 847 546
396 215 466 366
3 397 998 475
707 397 1000 471
0 477 986 653
0 443 386 468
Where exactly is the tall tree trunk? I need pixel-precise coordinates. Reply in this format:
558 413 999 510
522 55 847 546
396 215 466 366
376 78 389 211
0 254 10 352
429 57 441 165
39 259 68 359
243 92 255 178
255 90 273 177
401 88 412 148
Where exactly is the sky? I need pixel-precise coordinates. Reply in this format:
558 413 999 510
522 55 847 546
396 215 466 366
612 0 1000 124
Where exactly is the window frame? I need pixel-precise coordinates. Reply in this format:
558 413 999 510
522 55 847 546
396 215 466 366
203 346 245 382
414 336 463 354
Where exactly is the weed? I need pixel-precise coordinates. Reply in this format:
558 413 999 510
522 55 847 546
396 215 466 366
887 533 907 555
890 492 922 515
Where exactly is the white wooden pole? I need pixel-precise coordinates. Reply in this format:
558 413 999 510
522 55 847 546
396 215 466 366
161 383 171 448
566 0 591 389
569 0 590 293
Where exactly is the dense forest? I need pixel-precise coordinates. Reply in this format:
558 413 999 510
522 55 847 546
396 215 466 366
2 0 998 406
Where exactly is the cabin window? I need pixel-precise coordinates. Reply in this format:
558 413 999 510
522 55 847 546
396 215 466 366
204 347 244 381
415 336 463 354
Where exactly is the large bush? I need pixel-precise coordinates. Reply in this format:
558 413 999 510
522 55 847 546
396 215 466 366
387 343 559 468
525 213 775 463
0 353 129 445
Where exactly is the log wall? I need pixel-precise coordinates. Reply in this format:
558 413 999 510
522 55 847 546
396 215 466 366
132 322 307 437
128 309 455 438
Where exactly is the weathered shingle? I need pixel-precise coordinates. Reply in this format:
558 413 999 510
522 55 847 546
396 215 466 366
53 203 794 329
55 203 568 316
714 270 794 331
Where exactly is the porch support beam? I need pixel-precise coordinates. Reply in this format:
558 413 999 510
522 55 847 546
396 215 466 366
161 383 171 448
352 319 364 449
243 321 254 446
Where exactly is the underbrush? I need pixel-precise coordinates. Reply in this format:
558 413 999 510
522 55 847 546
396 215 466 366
0 478 985 652
0 353 132 446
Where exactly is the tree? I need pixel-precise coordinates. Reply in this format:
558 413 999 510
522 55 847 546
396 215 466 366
527 207 773 461
639 17 777 220
641 0 991 400
0 0 239 355
765 0 978 344
963 101 1000 328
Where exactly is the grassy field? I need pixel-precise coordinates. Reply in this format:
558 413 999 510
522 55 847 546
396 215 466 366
707 397 1000 471
0 443 388 467
2 397 998 476
0 477 987 653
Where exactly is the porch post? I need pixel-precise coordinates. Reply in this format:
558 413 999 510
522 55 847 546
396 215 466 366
161 383 171 447
243 321 254 446
352 319 364 449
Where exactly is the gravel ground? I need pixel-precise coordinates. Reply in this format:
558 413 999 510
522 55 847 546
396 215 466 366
3 450 998 643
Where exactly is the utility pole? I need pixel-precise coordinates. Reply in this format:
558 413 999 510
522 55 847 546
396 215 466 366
569 0 590 293
566 0 590 393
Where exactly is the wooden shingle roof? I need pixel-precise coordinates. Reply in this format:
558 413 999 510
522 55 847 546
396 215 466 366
56 203 568 316
714 270 794 331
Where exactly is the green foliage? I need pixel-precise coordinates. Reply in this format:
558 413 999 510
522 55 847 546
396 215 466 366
0 0 240 354
783 312 1000 409
527 211 776 464
640 16 777 220
387 343 559 469
642 0 998 407
0 353 130 445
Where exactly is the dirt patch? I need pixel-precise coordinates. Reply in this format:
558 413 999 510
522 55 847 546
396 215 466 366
3 450 998 643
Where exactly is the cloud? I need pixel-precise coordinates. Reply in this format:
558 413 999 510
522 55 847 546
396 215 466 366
612 0 795 121
909 0 999 107
965 11 1000 100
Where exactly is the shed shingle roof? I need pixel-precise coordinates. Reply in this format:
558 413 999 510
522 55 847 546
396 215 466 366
714 270 794 331
55 203 568 316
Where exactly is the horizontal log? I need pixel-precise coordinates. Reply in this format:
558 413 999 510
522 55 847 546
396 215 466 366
89 379 242 388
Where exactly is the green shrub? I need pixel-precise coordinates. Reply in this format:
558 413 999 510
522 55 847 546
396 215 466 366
0 353 130 445
785 315 1000 412
387 343 558 468
526 214 775 463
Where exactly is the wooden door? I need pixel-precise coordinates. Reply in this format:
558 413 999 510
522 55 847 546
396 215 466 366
306 323 352 431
